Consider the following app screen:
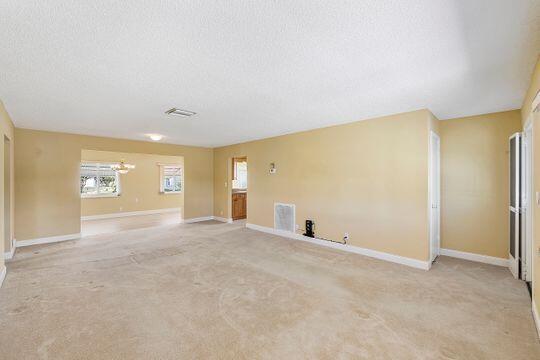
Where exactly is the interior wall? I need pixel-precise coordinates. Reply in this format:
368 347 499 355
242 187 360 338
81 150 184 217
214 109 435 261
15 129 213 241
0 101 15 272
522 57 540 322
439 110 522 259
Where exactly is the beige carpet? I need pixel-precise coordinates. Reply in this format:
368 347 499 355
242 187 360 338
0 220 538 359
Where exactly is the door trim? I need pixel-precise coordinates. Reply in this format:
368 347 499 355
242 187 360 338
522 119 533 282
509 132 521 278
429 131 441 263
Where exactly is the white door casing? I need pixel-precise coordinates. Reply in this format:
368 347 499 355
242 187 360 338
509 133 521 279
429 131 441 263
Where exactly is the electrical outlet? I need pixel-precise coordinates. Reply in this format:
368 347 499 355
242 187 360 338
343 233 349 241
225 182 228 188
135 198 139 203
119 206 123 211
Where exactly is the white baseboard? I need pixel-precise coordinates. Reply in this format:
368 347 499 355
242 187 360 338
214 216 233 223
0 266 6 288
183 216 214 223
440 248 508 267
16 233 81 248
245 223 430 270
81 207 182 221
533 299 540 339
3 244 15 260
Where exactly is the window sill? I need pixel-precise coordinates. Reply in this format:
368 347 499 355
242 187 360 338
81 194 120 199
160 191 182 195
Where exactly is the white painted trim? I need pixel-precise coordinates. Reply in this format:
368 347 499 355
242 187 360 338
532 89 540 113
3 244 15 260
16 233 81 248
81 207 182 221
246 223 430 270
183 216 214 223
214 216 233 223
440 248 508 267
0 266 7 287
429 130 441 262
533 299 540 339
0 266 6 288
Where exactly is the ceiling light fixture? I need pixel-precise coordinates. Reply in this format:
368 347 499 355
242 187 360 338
165 108 196 117
148 134 163 141
111 160 135 174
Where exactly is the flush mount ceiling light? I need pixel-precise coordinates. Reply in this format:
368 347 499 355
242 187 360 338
165 108 197 117
111 160 135 174
148 134 163 141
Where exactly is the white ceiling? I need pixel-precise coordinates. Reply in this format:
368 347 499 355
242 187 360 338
1 1 539 147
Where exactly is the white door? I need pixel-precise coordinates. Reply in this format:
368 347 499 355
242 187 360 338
430 131 441 262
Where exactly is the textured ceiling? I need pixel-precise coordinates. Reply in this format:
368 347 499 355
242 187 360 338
1 1 539 147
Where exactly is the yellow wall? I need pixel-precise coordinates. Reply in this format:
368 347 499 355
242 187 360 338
439 110 522 259
15 129 213 241
0 101 15 273
214 110 435 261
522 57 540 322
81 150 184 217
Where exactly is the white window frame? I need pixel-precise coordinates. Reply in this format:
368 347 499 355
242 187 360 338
159 163 183 194
80 162 121 198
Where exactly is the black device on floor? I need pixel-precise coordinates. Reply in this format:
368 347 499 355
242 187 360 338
304 220 314 238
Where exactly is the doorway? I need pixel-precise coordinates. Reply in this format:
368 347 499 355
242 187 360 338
429 131 441 263
4 136 11 255
231 157 247 221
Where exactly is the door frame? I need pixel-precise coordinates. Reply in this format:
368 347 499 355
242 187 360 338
230 156 248 221
509 132 521 278
429 131 441 263
522 119 533 282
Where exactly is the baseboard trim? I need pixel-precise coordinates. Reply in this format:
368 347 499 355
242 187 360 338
214 216 233 223
3 244 15 260
245 223 430 270
16 233 81 248
81 208 182 221
440 248 508 267
0 266 6 288
183 216 214 223
533 299 540 339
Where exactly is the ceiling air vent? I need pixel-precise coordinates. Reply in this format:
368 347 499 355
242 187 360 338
165 108 197 117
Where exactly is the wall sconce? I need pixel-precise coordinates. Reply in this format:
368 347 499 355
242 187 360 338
269 162 276 174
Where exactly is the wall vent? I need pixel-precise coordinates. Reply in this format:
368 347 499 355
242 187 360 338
274 203 295 232
165 108 197 117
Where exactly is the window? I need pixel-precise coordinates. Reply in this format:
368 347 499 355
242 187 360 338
80 163 120 197
232 158 247 189
160 165 182 194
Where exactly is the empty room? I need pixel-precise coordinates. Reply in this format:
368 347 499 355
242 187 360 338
1 1 540 359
